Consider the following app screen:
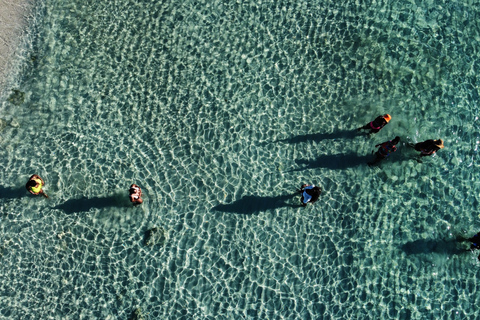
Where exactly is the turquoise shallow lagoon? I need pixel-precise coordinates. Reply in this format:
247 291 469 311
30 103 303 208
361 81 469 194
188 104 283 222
1 0 480 318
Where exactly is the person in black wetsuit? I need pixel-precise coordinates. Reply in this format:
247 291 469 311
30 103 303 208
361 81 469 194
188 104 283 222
368 136 400 166
413 139 444 157
358 114 391 134
466 232 480 261
297 184 322 207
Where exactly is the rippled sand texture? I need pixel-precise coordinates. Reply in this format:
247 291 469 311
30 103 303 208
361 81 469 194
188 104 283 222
1 0 480 318
0 0 34 93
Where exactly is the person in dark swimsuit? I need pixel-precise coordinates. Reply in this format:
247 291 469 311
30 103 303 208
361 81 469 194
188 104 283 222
358 114 391 134
414 139 444 157
129 184 143 205
466 232 480 261
368 136 400 166
297 184 322 207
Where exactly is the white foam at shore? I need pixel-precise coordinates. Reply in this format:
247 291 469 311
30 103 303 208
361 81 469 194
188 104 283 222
0 0 33 93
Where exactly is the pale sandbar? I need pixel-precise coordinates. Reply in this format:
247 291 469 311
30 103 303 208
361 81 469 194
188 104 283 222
0 0 34 93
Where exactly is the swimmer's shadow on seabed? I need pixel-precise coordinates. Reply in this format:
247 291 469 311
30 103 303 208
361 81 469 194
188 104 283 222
53 192 130 214
291 153 372 171
291 148 419 171
275 129 361 144
212 194 299 215
0 186 29 199
400 238 468 255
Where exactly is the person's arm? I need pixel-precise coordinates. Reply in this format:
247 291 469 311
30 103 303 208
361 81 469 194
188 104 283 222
298 184 308 192
420 148 435 157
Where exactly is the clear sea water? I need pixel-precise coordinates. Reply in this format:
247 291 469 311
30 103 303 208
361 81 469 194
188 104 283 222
1 0 480 318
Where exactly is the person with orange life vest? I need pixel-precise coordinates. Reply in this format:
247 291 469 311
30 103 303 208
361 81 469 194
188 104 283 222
129 184 143 205
358 114 392 134
368 136 400 166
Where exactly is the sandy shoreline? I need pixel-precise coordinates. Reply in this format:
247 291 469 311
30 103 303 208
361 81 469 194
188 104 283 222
0 0 34 94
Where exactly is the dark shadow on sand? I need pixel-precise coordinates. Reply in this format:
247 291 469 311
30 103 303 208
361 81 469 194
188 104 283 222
54 193 129 214
292 153 371 171
0 186 28 199
400 239 467 255
213 194 298 214
278 129 360 144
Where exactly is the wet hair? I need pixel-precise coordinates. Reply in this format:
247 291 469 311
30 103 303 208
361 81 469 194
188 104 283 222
27 180 37 187
306 186 322 202
392 136 401 144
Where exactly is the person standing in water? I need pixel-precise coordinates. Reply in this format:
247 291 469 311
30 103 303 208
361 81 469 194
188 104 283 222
129 184 143 205
298 184 322 207
26 174 48 198
358 114 392 134
413 139 444 157
368 136 401 166
464 232 480 261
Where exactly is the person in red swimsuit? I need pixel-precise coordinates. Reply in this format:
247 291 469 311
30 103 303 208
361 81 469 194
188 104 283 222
368 136 400 166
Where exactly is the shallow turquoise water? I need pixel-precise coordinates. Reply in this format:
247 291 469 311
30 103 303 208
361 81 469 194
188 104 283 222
1 0 480 318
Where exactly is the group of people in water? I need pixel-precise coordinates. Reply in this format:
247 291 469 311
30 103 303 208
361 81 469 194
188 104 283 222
25 113 444 209
25 113 480 259
26 174 144 205
296 114 445 206
358 114 445 165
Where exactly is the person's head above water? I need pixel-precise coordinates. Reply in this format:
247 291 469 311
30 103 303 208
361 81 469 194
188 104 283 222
434 139 444 149
27 180 37 187
392 136 400 144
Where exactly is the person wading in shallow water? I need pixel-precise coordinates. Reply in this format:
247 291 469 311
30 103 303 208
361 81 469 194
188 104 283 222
368 136 400 166
457 232 480 261
26 174 48 198
297 184 322 207
358 114 391 134
413 139 444 157
129 184 143 205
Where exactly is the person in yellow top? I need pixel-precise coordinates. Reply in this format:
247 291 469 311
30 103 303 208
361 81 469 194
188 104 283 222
26 174 48 198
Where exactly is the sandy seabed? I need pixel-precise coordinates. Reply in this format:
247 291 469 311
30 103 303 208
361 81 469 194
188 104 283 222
0 0 33 92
